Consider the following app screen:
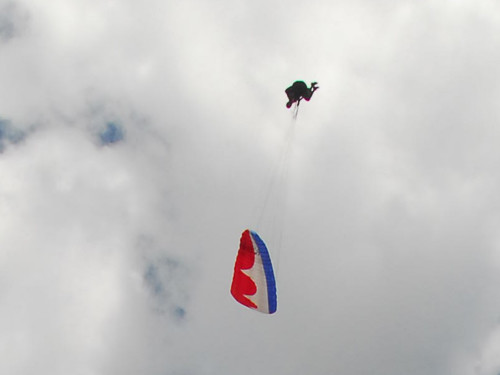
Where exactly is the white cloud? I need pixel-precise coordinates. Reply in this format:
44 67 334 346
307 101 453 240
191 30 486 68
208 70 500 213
2 1 500 374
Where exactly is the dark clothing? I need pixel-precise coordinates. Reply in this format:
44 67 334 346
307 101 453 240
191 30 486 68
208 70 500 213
286 81 309 102
285 81 317 108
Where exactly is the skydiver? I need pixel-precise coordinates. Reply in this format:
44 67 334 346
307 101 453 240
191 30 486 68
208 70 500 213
285 81 319 108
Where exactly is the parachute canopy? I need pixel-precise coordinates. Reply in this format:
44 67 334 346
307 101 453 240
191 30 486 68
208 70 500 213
230 230 277 314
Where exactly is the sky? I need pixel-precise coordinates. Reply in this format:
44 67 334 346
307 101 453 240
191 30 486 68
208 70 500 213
1 0 500 374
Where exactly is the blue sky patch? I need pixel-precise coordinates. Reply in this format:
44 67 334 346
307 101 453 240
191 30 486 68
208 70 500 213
99 122 124 145
0 118 25 152
143 256 188 321
174 306 186 320
144 264 164 296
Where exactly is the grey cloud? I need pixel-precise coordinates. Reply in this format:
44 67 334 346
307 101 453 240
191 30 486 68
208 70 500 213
0 2 29 41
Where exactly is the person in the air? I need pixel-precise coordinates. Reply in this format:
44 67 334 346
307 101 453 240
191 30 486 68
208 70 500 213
285 81 319 108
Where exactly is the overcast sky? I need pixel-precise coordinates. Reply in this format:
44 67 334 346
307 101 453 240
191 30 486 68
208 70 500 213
2 0 500 374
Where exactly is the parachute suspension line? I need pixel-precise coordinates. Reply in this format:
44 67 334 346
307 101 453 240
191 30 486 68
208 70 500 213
255 118 297 229
272 117 297 277
254 118 298 276
292 99 301 120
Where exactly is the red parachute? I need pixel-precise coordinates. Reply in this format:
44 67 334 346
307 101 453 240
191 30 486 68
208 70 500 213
231 230 277 314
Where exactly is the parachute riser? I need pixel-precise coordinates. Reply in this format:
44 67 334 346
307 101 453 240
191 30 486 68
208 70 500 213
292 99 301 120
